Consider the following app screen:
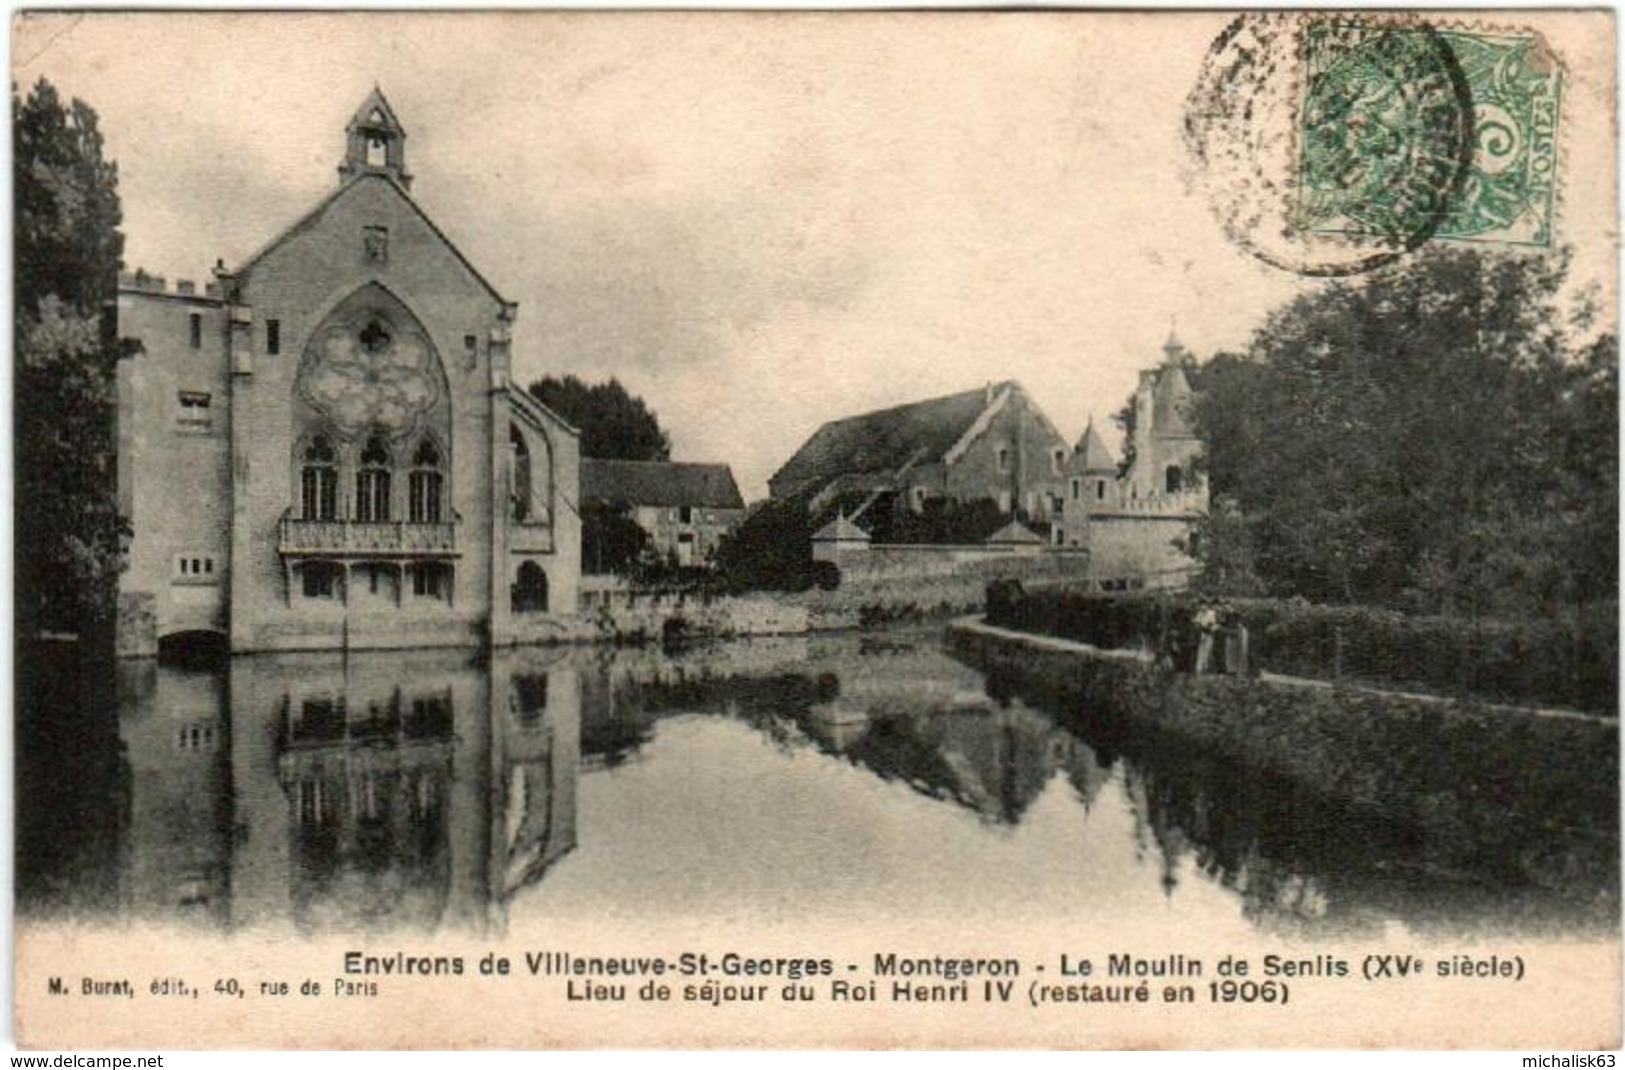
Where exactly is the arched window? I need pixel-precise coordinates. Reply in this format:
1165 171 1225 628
1165 465 1184 494
301 435 339 520
409 438 444 523
512 561 548 614
356 434 393 522
510 425 531 521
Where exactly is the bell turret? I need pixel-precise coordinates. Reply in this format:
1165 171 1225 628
338 87 411 189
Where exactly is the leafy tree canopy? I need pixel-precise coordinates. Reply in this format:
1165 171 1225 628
528 375 671 461
1189 246 1615 618
14 78 127 637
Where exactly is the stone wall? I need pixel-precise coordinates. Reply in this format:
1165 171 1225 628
947 618 1619 899
825 542 1089 584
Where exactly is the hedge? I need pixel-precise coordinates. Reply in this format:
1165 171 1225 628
984 580 1617 716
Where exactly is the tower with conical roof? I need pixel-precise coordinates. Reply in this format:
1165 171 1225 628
1058 417 1121 547
1128 330 1203 502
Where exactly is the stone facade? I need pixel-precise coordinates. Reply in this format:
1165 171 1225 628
1055 334 1209 585
580 459 745 570
115 90 580 656
770 381 1072 530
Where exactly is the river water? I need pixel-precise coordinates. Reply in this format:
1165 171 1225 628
15 627 1616 942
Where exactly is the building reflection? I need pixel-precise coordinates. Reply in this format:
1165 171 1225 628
114 647 578 936
76 629 1614 940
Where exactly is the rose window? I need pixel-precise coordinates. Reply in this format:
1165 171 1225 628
299 312 439 437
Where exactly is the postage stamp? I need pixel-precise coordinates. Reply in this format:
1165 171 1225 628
1298 21 1563 248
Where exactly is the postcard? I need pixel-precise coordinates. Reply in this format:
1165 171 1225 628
11 9 1619 1050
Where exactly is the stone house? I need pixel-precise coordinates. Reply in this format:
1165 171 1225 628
115 89 581 655
768 380 1074 533
581 459 745 570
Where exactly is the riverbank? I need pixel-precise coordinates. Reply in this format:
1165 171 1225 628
947 616 1619 903
575 572 990 642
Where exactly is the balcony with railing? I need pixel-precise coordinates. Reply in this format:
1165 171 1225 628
279 512 461 558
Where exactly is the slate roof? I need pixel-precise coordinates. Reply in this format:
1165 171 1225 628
1074 420 1118 472
582 459 745 511
812 514 872 543
1152 363 1196 439
986 519 1044 545
770 382 1015 499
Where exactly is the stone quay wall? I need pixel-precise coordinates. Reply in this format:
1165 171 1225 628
945 617 1619 901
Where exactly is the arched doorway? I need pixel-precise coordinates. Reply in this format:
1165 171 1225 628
512 561 548 614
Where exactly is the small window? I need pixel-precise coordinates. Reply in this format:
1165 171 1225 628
679 506 693 524
1070 478 1082 501
177 391 212 430
173 554 219 584
678 532 695 544
266 319 280 355
189 313 202 349
1165 465 1184 494
410 562 448 599
464 334 478 355
1052 448 1065 474
1096 479 1107 501
302 563 341 600
363 225 389 264
996 446 1011 473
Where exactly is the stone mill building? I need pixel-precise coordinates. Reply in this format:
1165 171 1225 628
114 90 581 656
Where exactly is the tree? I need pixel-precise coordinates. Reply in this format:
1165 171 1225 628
14 79 126 638
528 375 671 461
714 497 819 592
581 501 652 577
1189 246 1615 618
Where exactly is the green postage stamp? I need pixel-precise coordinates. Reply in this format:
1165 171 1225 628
1298 20 1562 248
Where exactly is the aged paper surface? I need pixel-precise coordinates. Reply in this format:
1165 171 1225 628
10 9 1620 1050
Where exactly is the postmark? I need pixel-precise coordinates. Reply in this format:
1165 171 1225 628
1295 21 1474 250
1187 14 1562 276
1299 22 1562 249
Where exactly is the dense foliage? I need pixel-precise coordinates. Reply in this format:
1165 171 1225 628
15 79 126 638
581 501 651 576
712 498 836 592
528 374 672 461
865 496 1007 545
985 583 1616 715
1189 248 1616 620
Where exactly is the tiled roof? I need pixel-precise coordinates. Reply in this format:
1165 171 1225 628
812 514 872 542
770 382 1014 499
1153 364 1196 438
986 519 1043 545
581 459 745 510
1074 420 1118 471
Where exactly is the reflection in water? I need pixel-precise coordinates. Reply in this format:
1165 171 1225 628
14 628 1615 939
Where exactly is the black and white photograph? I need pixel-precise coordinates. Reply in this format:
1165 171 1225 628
9 9 1619 1050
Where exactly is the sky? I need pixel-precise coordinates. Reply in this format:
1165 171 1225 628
13 11 1616 500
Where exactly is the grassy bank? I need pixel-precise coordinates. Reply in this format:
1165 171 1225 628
985 582 1617 716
